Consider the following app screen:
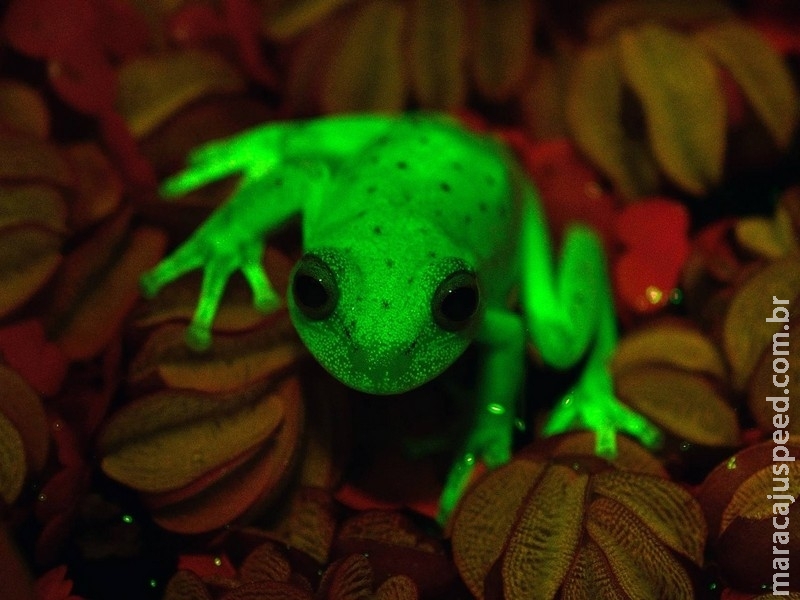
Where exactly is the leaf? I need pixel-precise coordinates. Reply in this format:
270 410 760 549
270 487 337 564
0 365 49 472
142 377 304 533
586 498 694 598
408 0 466 108
99 386 286 492
219 580 313 600
0 133 74 188
0 80 49 138
618 24 726 195
163 571 213 600
0 184 67 232
586 0 733 40
0 225 62 318
117 49 246 138
616 366 740 446
501 465 587 600
321 0 406 113
0 412 26 504
375 575 418 600
566 42 660 198
324 554 373 600
722 460 800 528
240 543 292 583
611 320 727 379
723 255 800 391
63 143 123 230
452 458 546 597
0 320 68 396
265 0 356 40
695 20 800 149
45 212 167 360
471 0 534 101
129 316 305 393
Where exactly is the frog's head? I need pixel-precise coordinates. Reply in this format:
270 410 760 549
287 245 482 394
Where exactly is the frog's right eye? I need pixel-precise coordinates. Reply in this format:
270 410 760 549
292 254 339 320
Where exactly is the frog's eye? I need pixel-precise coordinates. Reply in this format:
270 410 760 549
432 271 480 331
292 254 339 320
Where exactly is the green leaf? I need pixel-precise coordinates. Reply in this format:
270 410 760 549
619 24 726 195
408 0 466 108
471 0 534 101
321 0 406 113
566 42 660 197
695 20 800 149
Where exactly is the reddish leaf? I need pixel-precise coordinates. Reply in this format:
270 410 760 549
0 364 49 472
0 320 68 396
177 554 237 580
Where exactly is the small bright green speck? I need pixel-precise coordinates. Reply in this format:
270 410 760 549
727 456 737 470
121 514 134 524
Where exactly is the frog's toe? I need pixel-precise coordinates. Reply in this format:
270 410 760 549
185 322 212 351
242 262 279 313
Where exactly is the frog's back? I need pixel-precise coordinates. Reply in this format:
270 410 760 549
307 115 521 301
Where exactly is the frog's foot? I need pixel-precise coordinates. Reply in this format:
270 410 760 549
140 236 279 351
543 384 661 458
438 421 512 525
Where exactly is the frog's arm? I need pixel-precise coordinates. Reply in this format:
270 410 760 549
141 116 398 349
520 179 660 456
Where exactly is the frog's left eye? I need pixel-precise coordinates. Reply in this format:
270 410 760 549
292 254 339 320
432 271 480 332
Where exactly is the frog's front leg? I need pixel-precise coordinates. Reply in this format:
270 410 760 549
439 308 525 522
141 162 322 350
521 182 661 457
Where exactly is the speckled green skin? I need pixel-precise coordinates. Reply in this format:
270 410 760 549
297 118 520 394
141 113 660 521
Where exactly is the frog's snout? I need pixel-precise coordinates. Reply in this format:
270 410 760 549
345 342 416 395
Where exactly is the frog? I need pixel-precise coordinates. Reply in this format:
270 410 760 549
140 113 660 521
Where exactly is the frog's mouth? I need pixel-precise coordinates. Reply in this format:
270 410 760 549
331 344 420 395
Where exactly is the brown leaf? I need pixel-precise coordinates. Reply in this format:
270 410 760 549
321 0 406 113
618 24 726 195
323 554 373 600
0 225 62 318
538 432 667 477
408 0 466 108
0 365 49 473
586 0 733 40
264 0 356 40
271 487 337 565
163 570 213 600
451 451 706 599
220 580 313 600
375 575 418 600
566 41 660 198
117 49 246 138
695 20 800 149
99 385 286 493
45 211 167 360
612 319 728 380
129 314 305 393
0 184 67 232
471 0 534 101
0 412 25 504
0 133 73 188
143 377 304 533
63 143 123 230
616 365 740 447
240 542 292 583
723 255 800 391
0 80 49 138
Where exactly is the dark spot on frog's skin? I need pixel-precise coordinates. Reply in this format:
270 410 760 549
403 339 419 355
440 182 451 192
464 215 472 225
479 202 488 213
373 226 383 235
370 156 379 165
396 161 408 170
452 162 463 172
386 259 395 269
274 177 284 187
407 276 414 285
427 251 437 259
434 208 443 218
486 175 496 186
381 299 391 309
355 209 367 219
419 136 429 145
367 185 377 194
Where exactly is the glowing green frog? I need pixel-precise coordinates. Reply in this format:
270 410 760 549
140 114 660 519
